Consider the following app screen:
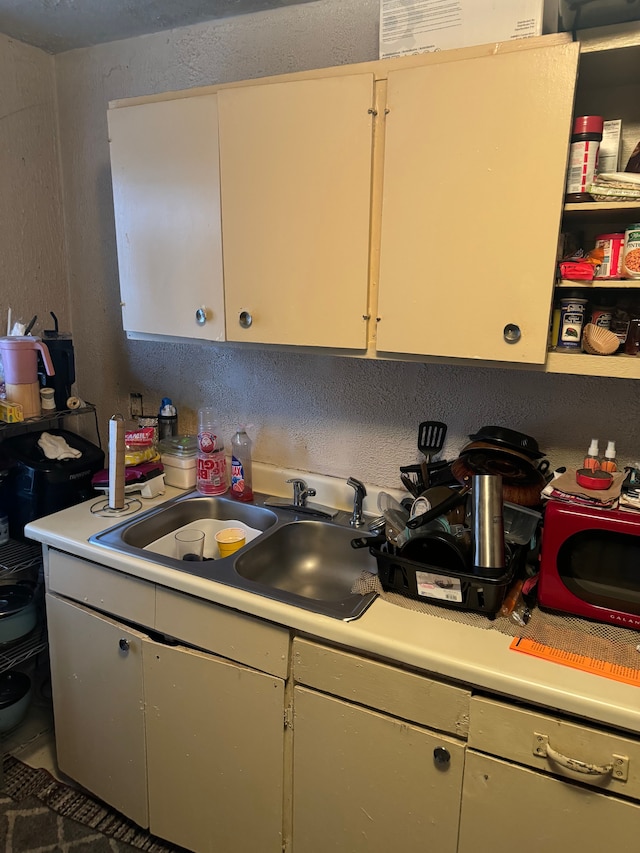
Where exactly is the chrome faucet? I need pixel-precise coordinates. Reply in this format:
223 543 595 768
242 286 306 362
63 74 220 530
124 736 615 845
347 477 367 528
287 478 316 508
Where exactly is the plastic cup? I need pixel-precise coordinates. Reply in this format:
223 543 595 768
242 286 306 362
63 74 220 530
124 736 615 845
215 527 246 558
175 529 205 561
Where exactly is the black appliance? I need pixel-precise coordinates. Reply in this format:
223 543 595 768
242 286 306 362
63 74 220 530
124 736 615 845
39 313 76 411
2 429 104 538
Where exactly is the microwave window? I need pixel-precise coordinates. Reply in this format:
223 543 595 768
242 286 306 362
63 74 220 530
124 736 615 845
557 530 640 614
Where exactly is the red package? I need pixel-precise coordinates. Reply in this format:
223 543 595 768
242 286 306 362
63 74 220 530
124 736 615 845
559 261 595 281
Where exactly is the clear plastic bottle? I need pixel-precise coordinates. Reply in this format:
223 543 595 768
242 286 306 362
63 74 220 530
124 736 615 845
196 408 228 496
230 426 254 502
583 439 600 471
601 440 617 473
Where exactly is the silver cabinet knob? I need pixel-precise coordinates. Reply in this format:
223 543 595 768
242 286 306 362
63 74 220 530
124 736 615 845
503 324 521 344
238 311 253 329
119 638 130 652
195 308 208 326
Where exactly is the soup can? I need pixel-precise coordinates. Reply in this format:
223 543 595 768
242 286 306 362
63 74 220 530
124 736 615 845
594 233 624 279
555 298 588 350
622 224 640 280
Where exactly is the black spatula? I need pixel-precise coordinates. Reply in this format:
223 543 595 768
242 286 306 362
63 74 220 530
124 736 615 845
417 421 447 488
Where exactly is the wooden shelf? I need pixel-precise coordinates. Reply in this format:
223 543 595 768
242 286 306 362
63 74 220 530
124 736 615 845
556 280 640 289
562 201 640 225
546 350 640 379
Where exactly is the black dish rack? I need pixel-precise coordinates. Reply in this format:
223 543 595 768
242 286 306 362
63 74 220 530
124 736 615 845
370 542 516 616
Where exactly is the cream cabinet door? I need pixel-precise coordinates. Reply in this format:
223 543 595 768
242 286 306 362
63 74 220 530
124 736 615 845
108 95 225 341
218 73 374 348
292 686 464 853
376 42 579 364
144 640 285 853
459 751 640 853
45 593 148 827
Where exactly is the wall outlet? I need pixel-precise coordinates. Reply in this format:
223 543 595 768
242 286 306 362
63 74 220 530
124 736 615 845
129 392 143 419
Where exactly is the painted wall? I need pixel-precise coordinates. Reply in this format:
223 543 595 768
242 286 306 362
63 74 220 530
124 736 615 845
51 0 639 486
0 33 68 337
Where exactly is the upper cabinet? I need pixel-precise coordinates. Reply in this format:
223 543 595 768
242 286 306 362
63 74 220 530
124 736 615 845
217 74 375 349
375 43 579 364
108 95 225 342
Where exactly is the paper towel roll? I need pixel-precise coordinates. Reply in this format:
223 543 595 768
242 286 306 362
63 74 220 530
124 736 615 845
109 414 126 510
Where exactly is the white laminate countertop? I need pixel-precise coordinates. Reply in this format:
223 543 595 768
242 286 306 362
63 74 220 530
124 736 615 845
25 465 640 737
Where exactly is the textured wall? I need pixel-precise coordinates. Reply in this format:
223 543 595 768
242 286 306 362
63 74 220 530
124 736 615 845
52 0 640 487
0 33 68 337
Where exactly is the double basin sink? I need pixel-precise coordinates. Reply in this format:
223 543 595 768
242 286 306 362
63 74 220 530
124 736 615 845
90 491 378 620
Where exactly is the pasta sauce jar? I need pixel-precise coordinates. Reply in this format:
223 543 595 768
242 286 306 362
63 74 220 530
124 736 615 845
594 233 624 279
622 224 640 280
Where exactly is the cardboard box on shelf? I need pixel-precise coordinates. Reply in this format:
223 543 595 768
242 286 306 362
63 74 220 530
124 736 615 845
598 119 623 175
379 0 559 60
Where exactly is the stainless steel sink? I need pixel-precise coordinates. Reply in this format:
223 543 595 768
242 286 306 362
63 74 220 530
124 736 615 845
90 491 378 621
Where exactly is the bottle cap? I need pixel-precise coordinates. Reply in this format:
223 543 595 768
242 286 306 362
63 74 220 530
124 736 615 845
605 440 616 459
572 115 604 136
587 439 599 456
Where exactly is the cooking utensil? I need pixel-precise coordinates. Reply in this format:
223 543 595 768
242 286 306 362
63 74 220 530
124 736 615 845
406 482 471 530
400 472 421 498
418 421 447 460
467 426 544 460
377 491 410 544
399 529 468 573
451 456 544 507
0 583 37 644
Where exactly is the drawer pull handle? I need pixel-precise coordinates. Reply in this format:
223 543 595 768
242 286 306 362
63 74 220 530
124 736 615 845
533 733 629 781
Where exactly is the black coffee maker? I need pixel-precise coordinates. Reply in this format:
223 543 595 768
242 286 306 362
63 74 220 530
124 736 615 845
41 312 76 410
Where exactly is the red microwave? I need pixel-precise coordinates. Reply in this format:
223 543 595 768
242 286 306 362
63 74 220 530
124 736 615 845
538 500 640 629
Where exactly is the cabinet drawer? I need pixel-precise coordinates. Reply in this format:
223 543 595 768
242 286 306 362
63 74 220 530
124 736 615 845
155 586 290 679
293 638 470 737
47 549 155 628
469 695 640 800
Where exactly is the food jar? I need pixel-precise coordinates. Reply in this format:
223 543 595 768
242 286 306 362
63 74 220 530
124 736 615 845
158 435 198 490
590 305 614 329
622 223 640 280
555 297 588 350
594 233 624 279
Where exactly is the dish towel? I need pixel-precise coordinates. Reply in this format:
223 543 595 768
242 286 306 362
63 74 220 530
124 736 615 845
38 432 82 460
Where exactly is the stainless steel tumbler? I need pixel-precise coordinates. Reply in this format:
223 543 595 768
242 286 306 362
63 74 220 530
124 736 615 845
471 474 505 576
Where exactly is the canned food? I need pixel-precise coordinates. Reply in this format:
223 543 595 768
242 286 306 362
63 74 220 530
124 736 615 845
622 224 640 280
556 298 588 350
594 233 624 279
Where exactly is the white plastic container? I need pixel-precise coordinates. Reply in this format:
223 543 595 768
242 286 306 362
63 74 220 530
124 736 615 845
159 435 197 490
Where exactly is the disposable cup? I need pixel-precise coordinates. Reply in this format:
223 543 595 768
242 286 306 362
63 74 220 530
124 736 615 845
215 527 246 558
175 529 205 561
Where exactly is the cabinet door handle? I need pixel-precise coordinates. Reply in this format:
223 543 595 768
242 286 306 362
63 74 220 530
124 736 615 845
533 733 629 780
118 638 130 652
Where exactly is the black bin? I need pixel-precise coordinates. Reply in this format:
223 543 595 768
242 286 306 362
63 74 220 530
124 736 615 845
2 429 104 538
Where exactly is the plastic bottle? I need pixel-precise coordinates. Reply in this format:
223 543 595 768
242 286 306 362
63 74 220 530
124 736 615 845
601 441 617 473
158 397 178 441
583 439 600 471
565 115 604 202
230 426 254 502
196 408 228 496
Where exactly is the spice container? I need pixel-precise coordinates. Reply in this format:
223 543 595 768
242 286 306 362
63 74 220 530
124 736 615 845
555 297 588 350
159 435 198 490
622 223 640 280
589 305 613 329
565 116 604 202
593 233 624 279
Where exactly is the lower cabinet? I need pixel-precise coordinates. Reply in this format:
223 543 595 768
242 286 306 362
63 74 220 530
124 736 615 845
46 589 286 853
292 686 465 853
459 751 640 853
144 640 285 853
46 592 149 827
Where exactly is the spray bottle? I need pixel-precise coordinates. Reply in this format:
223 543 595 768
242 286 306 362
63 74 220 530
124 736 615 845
230 426 254 502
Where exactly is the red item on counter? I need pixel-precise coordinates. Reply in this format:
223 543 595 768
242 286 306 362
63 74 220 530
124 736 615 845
575 468 613 490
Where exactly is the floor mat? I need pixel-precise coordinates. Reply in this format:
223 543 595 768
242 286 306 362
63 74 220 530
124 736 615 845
1 754 189 852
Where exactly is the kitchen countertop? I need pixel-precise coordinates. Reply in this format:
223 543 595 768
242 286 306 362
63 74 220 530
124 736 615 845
25 466 640 737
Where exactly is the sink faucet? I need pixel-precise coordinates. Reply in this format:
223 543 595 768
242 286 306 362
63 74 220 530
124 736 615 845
347 477 367 528
287 478 316 508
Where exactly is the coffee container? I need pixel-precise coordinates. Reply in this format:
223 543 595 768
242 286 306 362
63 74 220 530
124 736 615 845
471 474 505 577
